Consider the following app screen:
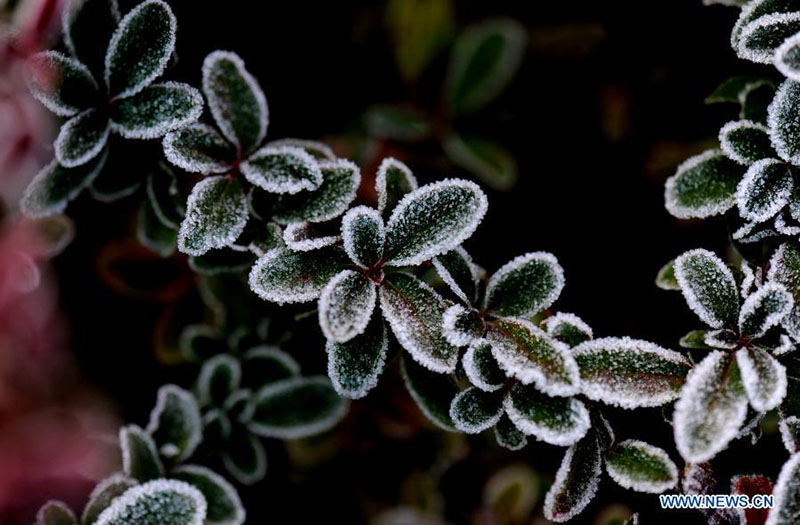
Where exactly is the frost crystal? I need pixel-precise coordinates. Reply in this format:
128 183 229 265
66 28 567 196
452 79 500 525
110 82 203 139
272 159 361 224
326 316 387 399
738 281 794 337
170 465 245 525
741 260 756 298
604 440 678 494
673 351 748 462
27 51 98 117
240 146 322 195
94 479 207 525
384 179 487 267
81 474 138 525
735 346 787 412
737 12 800 64
487 318 579 396
484 252 564 318
664 150 741 219
503 383 590 446
780 415 800 453
55 109 110 168
776 32 800 81
543 432 602 523
543 312 593 347
145 384 202 462
572 337 691 409
462 340 504 392
674 249 739 329
449 387 503 434
432 248 479 304
768 80 800 164
736 158 793 222
163 123 234 175
719 120 774 165
704 329 739 349
318 270 376 342
178 176 248 256
202 51 268 154
341 206 385 268
442 304 484 347
765 452 800 525
375 157 418 216
283 222 340 252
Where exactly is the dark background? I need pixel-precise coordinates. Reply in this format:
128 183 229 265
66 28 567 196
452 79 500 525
47 1 788 523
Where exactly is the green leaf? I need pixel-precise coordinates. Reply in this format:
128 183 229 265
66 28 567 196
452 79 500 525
400 354 459 431
705 76 769 103
55 109 110 168
674 249 739 329
767 452 800 525
272 159 360 223
736 346 788 411
432 248 479 304
463 340 504 391
241 346 300 389
244 222 284 256
673 351 748 462
732 0 799 48
221 428 266 485
326 315 388 399
375 157 418 218
27 51 98 117
63 0 120 75
679 329 712 349
664 150 742 219
776 33 800 81
443 134 517 191
445 18 526 115
740 81 775 123
768 242 800 339
494 414 527 450
318 270 377 343
110 82 203 139
179 325 226 361
736 159 793 222
21 152 108 218
449 386 504 433
241 146 323 194
543 312 594 348
248 245 351 304
771 80 800 166
197 354 241 407
442 304 485 347
119 424 164 481
655 259 680 291
81 474 137 525
736 12 800 64
282 222 339 252
249 376 347 439
104 0 176 98
171 465 245 525
94 479 206 525
573 337 691 409
605 440 678 494
147 164 184 229
504 382 590 446
137 197 177 257
386 0 454 82
341 206 385 268
487 317 579 396
543 430 602 523
719 120 774 165
364 104 432 141
223 390 255 424
202 51 268 154
379 272 459 373
188 249 255 276
163 123 235 175
384 179 488 267
739 282 794 337
146 384 202 462
780 415 800 453
36 501 77 525
178 176 248 256
484 252 564 317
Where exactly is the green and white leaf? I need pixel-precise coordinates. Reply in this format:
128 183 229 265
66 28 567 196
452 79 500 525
119 425 164 481
171 465 245 525
543 313 593 347
282 222 339 252
220 429 266 486
111 82 203 139
264 138 335 160
719 120 774 165
484 252 565 318
674 248 739 329
504 382 590 446
318 270 376 343
145 384 202 462
375 157 418 217
462 340 504 392
240 146 322 194
765 452 800 525
664 150 742 219
81 474 137 525
776 32 800 81
341 206 385 268
27 51 98 117
94 479 206 525
432 247 479 304
604 440 678 494
739 282 794 337
55 109 109 168
271 159 360 223
655 259 680 291
442 304 485 347
178 177 248 256
400 354 459 431
196 354 241 407
736 158 793 222
449 386 504 434
494 414 528 451
543 431 602 523
736 346 788 412
36 501 77 525
62 0 120 75
22 154 107 218
241 345 300 387
736 12 800 64
326 315 388 399
162 123 235 175
768 80 800 164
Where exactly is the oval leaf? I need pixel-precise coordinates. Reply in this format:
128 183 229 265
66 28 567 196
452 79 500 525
736 158 793 222
674 249 739 329
94 479 206 525
719 120 774 165
178 176 248 256
736 346 788 412
484 252 565 318
240 146 322 195
504 383 591 446
318 270 377 343
145 384 202 462
543 431 602 523
171 465 245 525
272 159 360 223
375 157 418 217
401 354 459 431
449 386 504 434
664 150 742 219
605 440 679 494
341 205 385 268
326 315 388 399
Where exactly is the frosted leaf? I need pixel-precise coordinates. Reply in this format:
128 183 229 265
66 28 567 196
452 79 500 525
247 222 284 257
780 415 800 452
706 75 770 104
765 452 800 525
719 120 774 165
462 339 504 392
248 246 351 304
679 329 712 349
365 105 432 142
776 32 800 80
735 346 787 411
739 281 794 337
283 222 339 252
178 176 248 256
737 12 800 63
487 317 579 396
138 192 177 257
736 158 793 222
442 134 518 191
21 153 107 218
171 465 244 525
222 389 255 424
775 210 800 234
400 354 459 431
484 252 564 317
673 351 748 462
543 312 593 347
162 123 235 175
664 150 742 218
318 270 376 342
705 329 739 349
432 247 479 304
503 383 590 446
326 315 387 399
220 429 266 486
442 304 485 347
55 109 109 168
674 249 739 329
494 414 527 450
771 333 796 355
179 324 225 361
732 0 800 48
242 346 300 386
111 82 203 139
120 424 164 481
197 354 241 408
572 337 690 408
272 159 360 223
741 260 757 298
375 157 418 217
543 431 602 523
240 146 322 195
202 51 268 154
341 206 385 268
146 165 183 229
604 440 679 494
63 0 120 75
249 376 348 439
36 501 77 525
655 259 680 291
380 272 459 372
94 479 206 525
768 241 800 297
768 80 800 164
384 179 488 267
145 384 202 462
264 138 335 160
27 51 98 117
81 474 137 525
449 386 504 434
104 0 176 98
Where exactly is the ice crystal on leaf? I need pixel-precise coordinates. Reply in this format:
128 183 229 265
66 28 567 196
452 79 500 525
94 479 206 525
604 440 678 494
484 252 564 318
765 452 800 525
375 157 418 217
462 340 504 392
543 431 602 523
326 316 388 399
543 312 593 347
145 384 202 462
178 177 248 256
494 414 528 450
768 80 800 164
719 120 774 165
776 32 800 80
62 0 120 75
318 270 377 342
282 222 339 252
442 304 485 347
27 51 98 117
780 415 800 452
54 109 111 168
265 138 336 160
341 206 385 268
120 424 165 481
664 150 742 219
736 12 800 64
240 146 323 195
768 242 800 340
21 153 107 218
503 383 591 446
735 346 788 411
449 387 504 434
109 82 203 140
400 355 459 431
271 159 360 223
162 123 235 175
432 248 479 304
736 158 793 222
738 281 794 337
81 474 138 525
674 249 739 329
170 465 245 525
